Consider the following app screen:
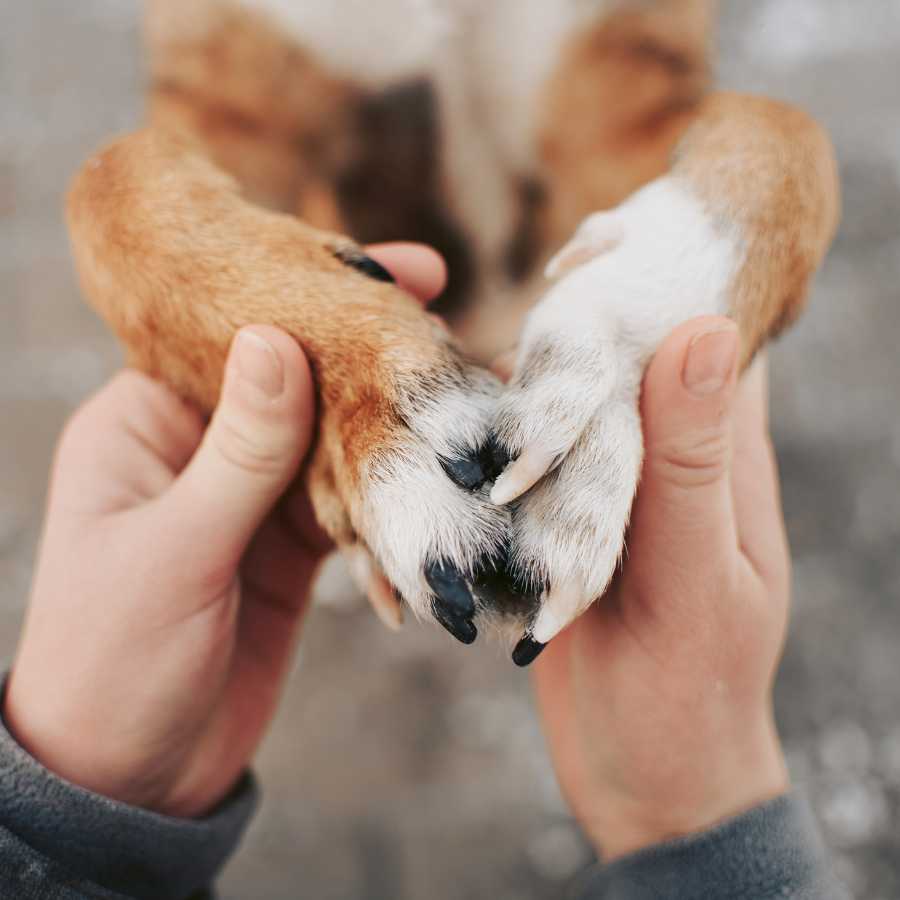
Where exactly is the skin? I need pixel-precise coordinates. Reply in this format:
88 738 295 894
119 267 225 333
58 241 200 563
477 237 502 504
6 253 789 858
4 243 445 818
533 317 790 860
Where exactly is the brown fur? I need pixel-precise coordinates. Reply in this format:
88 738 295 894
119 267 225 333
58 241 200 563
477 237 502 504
146 0 358 217
67 129 463 545
538 0 715 244
673 93 841 365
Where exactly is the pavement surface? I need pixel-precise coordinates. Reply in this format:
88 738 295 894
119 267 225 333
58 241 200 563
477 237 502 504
2 2 899 897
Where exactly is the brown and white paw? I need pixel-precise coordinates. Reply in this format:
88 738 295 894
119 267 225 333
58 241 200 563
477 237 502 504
335 356 530 646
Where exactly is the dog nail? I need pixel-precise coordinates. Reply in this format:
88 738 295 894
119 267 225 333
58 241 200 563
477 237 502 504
440 453 488 491
512 635 546 667
440 439 510 492
425 560 476 619
334 248 395 283
431 598 478 645
479 436 510 482
490 444 559 505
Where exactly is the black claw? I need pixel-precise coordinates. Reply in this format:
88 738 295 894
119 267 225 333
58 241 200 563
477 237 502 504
426 561 478 645
334 248 395 283
431 598 478 645
440 453 488 491
439 437 512 493
480 436 511 483
512 635 546 667
471 540 536 609
425 560 476 620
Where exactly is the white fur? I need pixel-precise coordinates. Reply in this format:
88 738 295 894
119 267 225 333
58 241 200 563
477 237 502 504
494 175 744 643
522 400 643 644
356 366 509 624
238 0 453 84
544 212 626 279
526 176 742 364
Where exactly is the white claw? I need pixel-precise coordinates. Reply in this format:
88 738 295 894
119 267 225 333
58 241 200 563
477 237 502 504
490 445 560 506
532 580 588 644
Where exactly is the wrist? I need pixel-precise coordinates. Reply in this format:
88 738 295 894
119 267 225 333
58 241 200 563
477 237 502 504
3 670 174 812
587 720 790 861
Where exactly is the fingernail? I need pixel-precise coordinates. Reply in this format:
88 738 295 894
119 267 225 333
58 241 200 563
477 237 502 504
683 325 738 396
234 330 284 398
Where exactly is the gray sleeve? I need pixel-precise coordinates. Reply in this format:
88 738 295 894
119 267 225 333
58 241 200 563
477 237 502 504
570 792 850 900
0 684 258 900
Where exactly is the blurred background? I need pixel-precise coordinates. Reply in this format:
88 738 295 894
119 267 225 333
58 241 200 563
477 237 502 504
2 1 899 897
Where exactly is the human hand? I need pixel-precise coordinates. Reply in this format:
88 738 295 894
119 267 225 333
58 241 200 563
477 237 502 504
532 316 791 860
4 244 445 819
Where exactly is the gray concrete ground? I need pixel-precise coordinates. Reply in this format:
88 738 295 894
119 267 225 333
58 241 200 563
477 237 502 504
2 2 899 897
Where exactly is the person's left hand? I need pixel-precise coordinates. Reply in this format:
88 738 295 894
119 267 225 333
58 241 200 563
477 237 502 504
4 243 446 819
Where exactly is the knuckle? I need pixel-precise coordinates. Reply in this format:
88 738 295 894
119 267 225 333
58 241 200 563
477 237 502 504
654 426 730 487
212 413 290 476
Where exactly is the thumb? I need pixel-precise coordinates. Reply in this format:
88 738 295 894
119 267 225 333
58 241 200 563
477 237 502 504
161 326 315 570
631 316 740 571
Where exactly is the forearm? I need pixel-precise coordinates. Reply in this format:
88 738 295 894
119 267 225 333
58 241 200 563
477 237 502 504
0 677 256 900
571 791 849 900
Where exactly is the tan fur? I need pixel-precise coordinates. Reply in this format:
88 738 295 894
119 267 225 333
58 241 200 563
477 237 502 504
67 129 462 546
146 0 358 217
538 0 715 244
673 93 841 365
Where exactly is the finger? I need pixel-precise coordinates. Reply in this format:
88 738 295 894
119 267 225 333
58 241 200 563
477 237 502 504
630 316 740 584
53 370 203 513
366 242 447 304
234 505 327 700
161 326 315 569
241 507 324 620
530 625 595 823
730 355 790 588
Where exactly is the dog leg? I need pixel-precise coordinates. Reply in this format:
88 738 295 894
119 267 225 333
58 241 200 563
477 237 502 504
492 90 840 660
67 131 512 645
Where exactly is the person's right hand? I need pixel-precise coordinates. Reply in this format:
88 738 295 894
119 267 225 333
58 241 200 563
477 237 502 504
532 316 791 861
5 243 445 821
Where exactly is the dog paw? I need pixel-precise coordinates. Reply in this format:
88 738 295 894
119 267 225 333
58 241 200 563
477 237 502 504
486 212 649 660
312 347 533 645
488 178 743 659
492 378 643 660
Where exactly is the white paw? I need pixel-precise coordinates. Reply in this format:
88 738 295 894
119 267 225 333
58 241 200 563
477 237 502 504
491 176 741 657
491 350 643 653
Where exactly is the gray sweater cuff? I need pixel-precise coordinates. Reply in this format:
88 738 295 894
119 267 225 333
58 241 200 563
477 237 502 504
0 683 258 900
571 792 849 900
